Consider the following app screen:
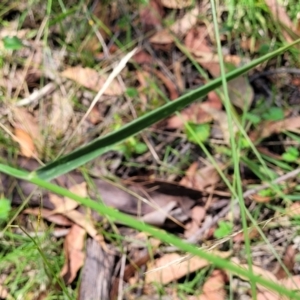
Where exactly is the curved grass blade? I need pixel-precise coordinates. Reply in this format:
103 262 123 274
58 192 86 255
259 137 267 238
1 163 300 299
36 39 300 181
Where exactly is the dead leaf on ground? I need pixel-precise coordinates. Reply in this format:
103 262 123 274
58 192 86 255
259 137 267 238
166 91 222 129
250 116 300 141
180 161 222 191
139 0 164 30
150 6 199 44
11 107 43 156
257 276 300 300
48 93 73 137
60 224 86 284
13 128 37 158
161 0 193 9
23 207 73 226
197 269 226 300
265 0 297 43
184 206 206 238
275 245 296 279
64 210 102 242
61 66 122 95
146 251 231 284
143 66 179 99
226 76 254 109
286 202 300 218
49 182 87 215
141 201 177 226
185 26 220 77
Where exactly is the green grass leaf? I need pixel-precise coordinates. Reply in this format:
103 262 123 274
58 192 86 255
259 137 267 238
34 39 300 181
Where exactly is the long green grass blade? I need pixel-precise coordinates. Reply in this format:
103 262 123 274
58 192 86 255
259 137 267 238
35 39 300 181
1 163 300 299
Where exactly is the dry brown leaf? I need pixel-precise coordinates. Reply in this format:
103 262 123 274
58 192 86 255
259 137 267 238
23 208 73 226
142 201 177 226
199 269 226 300
286 202 300 217
265 0 296 43
139 0 164 29
11 107 43 156
180 162 222 191
49 182 87 215
167 91 222 129
150 6 199 44
60 224 86 284
251 116 300 141
49 94 73 137
64 210 100 241
275 245 296 279
13 128 36 157
257 276 300 300
87 106 103 125
231 259 279 294
184 206 206 238
61 66 122 95
146 251 231 284
161 0 193 9
226 76 254 109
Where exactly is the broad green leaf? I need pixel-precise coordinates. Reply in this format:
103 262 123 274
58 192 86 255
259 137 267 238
35 39 300 181
3 36 23 50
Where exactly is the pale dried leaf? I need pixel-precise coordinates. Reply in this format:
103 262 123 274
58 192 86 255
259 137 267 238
226 76 254 109
146 251 231 284
61 66 122 95
13 128 36 157
253 116 300 140
23 207 73 226
64 210 98 239
150 6 199 43
161 0 193 9
180 162 221 190
49 182 87 215
60 224 86 284
142 201 177 226
49 94 73 137
265 0 296 43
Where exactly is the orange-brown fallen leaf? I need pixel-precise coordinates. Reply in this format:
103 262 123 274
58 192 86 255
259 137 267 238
184 206 206 238
265 0 297 43
250 116 300 141
146 251 231 284
161 0 193 9
167 91 222 129
60 224 86 284
139 0 164 29
150 6 199 44
49 182 87 215
23 207 73 226
14 128 36 158
61 66 122 95
180 161 222 191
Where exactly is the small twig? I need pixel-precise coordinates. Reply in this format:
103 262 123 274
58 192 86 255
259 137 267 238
16 82 56 106
187 168 300 244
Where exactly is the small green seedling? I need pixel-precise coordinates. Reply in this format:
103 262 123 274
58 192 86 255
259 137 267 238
0 198 11 222
184 122 210 144
214 221 233 239
262 107 284 121
282 147 299 162
3 36 24 50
